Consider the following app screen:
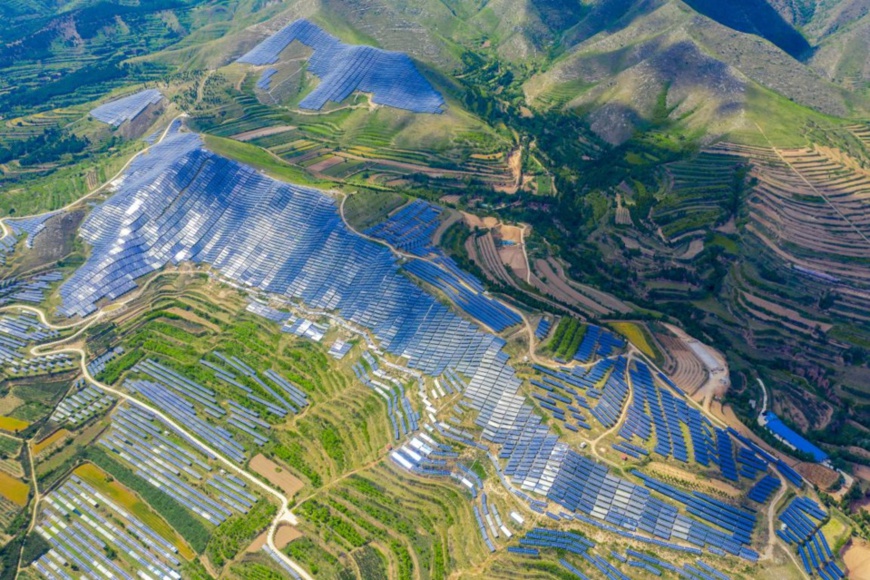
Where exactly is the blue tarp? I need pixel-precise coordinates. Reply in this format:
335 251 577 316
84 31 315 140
763 412 827 462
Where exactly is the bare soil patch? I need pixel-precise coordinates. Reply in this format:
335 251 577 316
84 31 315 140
499 224 523 244
534 258 610 315
0 395 23 416
274 524 302 549
163 307 221 333
247 529 269 553
794 462 839 490
853 464 870 483
250 453 304 498
499 241 528 281
15 209 85 276
843 538 870 580
308 155 345 173
462 212 498 229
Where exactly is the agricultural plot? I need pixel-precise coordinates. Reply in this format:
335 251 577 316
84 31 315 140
608 321 661 362
848 123 870 149
707 140 870 404
0 470 29 506
652 151 746 241
468 230 515 287
237 20 444 114
287 464 483 579
0 495 22 530
733 143 870 285
194 78 512 192
0 433 22 470
531 258 618 316
656 334 708 395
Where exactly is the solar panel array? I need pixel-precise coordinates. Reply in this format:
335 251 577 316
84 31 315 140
0 271 63 305
728 427 804 488
90 89 164 127
589 356 629 428
778 497 844 580
49 380 115 427
618 360 712 464
747 474 780 504
354 357 418 440
534 317 551 340
365 200 521 332
98 404 256 524
57 128 775 563
0 312 58 367
34 475 182 580
237 19 444 114
512 528 733 580
390 432 454 478
573 324 625 362
256 68 278 90
263 544 303 579
6 212 57 248
545 451 759 560
634 472 757 549
87 346 125 376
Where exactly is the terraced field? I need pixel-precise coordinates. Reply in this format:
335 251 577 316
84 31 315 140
652 151 747 241
656 334 707 395
735 143 870 284
288 465 485 579
186 71 515 192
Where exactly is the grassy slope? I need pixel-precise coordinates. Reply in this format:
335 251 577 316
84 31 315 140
202 134 330 187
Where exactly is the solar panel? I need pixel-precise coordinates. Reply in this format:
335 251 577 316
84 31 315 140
90 89 163 126
237 19 444 114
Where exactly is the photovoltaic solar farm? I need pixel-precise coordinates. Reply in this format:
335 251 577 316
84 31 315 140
237 19 444 114
0 115 854 580
777 497 845 579
98 403 263 523
33 473 186 580
366 200 522 332
89 89 164 127
2 1 869 578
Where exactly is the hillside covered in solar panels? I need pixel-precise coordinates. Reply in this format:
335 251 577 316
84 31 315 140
237 19 444 114
0 112 855 579
1 0 870 579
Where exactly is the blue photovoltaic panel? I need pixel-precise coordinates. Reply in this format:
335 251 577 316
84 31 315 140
90 89 163 126
778 497 844 579
237 19 444 114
